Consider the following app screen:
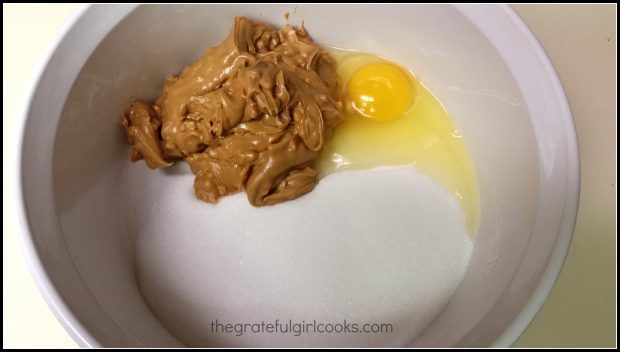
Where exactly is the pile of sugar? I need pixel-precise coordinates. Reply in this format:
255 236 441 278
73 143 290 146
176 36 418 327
134 166 473 347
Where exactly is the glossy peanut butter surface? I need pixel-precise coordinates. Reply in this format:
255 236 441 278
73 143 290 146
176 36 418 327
123 17 342 205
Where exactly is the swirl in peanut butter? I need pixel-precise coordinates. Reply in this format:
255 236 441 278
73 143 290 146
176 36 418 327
122 17 343 205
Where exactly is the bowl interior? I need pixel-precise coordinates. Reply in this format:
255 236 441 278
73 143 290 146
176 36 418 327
21 4 576 347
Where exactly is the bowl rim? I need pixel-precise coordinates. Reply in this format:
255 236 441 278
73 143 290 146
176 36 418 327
13 4 579 348
480 5 580 347
13 3 103 348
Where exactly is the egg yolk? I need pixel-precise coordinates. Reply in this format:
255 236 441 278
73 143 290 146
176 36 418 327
346 62 417 122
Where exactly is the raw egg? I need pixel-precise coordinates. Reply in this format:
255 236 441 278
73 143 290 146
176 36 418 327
318 50 480 236
347 62 417 122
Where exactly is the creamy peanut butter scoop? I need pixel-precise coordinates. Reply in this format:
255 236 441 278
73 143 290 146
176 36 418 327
122 17 343 205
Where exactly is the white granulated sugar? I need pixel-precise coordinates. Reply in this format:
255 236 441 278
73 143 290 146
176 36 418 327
134 165 473 347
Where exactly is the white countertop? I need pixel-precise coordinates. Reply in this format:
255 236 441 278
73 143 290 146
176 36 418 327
2 4 616 348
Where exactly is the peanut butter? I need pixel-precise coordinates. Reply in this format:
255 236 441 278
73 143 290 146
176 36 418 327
122 17 343 205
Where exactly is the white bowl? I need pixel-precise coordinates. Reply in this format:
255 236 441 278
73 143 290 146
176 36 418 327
15 4 579 347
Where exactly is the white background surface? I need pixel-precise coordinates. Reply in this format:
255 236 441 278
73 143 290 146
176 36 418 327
2 4 616 348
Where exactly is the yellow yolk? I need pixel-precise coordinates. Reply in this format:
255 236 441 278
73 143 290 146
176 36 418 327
318 50 480 237
347 63 417 122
